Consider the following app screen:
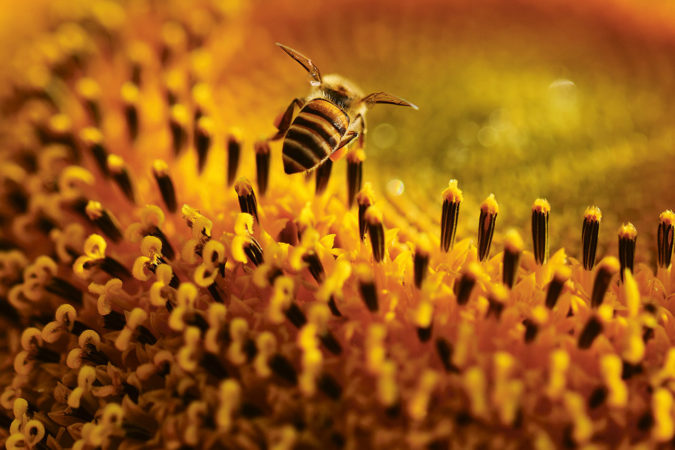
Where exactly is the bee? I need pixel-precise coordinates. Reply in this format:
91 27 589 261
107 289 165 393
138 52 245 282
270 43 418 174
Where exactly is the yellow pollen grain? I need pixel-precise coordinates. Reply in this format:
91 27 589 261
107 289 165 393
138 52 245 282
480 193 499 215
504 228 524 253
584 205 602 222
660 209 675 227
364 205 383 225
442 179 463 203
618 222 637 240
532 198 551 214
120 82 139 104
597 256 620 275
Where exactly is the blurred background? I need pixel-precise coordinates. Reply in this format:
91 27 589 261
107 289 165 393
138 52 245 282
3 0 675 265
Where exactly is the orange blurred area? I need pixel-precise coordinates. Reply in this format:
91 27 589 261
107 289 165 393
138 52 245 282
3 0 675 262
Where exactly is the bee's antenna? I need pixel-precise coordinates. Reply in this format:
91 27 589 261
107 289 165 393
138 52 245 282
276 43 322 84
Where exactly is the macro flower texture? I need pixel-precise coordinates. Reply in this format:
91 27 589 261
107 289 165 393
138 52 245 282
4 0 675 448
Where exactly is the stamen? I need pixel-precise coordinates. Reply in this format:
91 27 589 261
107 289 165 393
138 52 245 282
121 82 140 141
244 238 264 267
435 338 458 373
523 319 538 343
346 149 365 208
502 229 523 288
591 257 620 307
169 104 189 155
365 206 385 262
107 154 135 203
303 252 325 283
578 316 603 349
356 264 378 312
487 284 507 320
315 159 333 195
269 353 298 385
414 234 431 289
657 210 675 269
477 194 498 262
45 277 83 305
618 223 637 281
226 134 241 186
581 206 602 270
76 78 102 125
85 201 123 243
416 301 433 342
441 179 462 252
234 178 259 223
195 116 214 173
254 141 270 196
284 302 307 329
456 262 480 306
356 183 375 240
317 373 342 400
79 127 108 176
531 198 550 265
545 266 571 309
152 160 177 213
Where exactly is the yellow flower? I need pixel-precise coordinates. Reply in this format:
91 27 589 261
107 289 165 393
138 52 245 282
3 0 675 448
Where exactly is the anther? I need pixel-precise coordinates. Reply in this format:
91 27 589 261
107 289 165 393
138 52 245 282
107 154 135 203
85 201 123 243
477 194 498 261
254 141 270 196
356 183 375 240
590 257 620 308
356 264 378 312
545 266 571 309
234 178 259 224
578 316 603 349
315 159 333 195
169 104 189 155
502 229 523 288
414 234 431 289
531 198 550 265
121 82 140 141
365 206 385 262
618 223 637 281
226 134 241 186
195 116 214 173
79 127 108 177
441 179 462 252
456 263 480 306
582 206 602 270
346 149 365 208
657 210 675 269
152 160 177 213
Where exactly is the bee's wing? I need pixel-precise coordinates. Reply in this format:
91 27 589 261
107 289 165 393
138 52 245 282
276 43 322 84
362 92 419 110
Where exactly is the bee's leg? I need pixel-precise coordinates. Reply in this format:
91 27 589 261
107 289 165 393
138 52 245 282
269 98 304 141
355 114 366 148
329 114 365 162
329 131 358 162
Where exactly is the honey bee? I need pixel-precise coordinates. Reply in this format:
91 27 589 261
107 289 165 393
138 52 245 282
270 43 418 174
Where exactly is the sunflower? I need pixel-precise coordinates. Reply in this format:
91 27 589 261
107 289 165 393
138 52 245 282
2 0 675 448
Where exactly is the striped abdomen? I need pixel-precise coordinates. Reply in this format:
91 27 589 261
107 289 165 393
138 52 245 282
282 98 350 174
